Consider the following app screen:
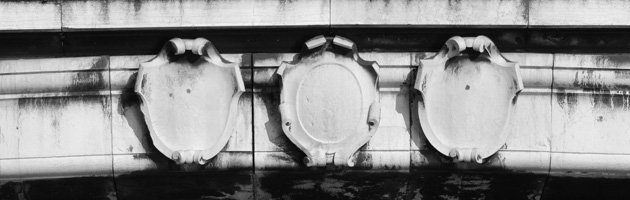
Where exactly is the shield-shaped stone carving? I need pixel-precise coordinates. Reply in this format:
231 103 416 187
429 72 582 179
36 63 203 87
415 36 523 163
277 35 380 167
135 38 245 165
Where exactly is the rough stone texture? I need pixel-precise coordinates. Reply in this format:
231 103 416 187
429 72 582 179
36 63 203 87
3 0 630 199
0 57 113 180
529 0 630 27
414 37 524 163
331 0 528 27
1 52 630 199
61 0 329 30
551 54 630 176
0 1 61 31
108 54 253 173
410 52 552 174
7 0 630 32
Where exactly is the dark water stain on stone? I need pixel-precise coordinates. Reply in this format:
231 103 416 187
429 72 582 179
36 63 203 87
381 0 391 7
592 90 630 110
51 118 59 129
98 0 110 24
445 55 488 75
595 55 630 68
555 88 578 114
571 70 616 90
17 96 107 113
619 91 630 110
128 153 176 172
132 0 143 13
277 0 297 11
594 89 630 110
66 56 108 92
267 152 303 167
18 97 70 111
572 71 581 88
614 70 630 79
353 151 373 170
18 96 111 122
591 89 614 109
447 0 462 10
521 0 530 23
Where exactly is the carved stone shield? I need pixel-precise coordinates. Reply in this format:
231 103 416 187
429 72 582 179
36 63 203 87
277 35 380 167
415 36 523 163
135 38 245 165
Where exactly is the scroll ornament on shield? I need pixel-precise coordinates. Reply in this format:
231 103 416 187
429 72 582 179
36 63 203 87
414 35 523 163
276 35 381 167
135 38 245 165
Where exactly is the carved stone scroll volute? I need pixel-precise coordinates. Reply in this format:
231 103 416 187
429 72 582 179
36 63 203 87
277 35 380 167
415 35 524 164
135 38 245 165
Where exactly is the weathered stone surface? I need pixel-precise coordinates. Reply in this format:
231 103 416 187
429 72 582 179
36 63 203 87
551 54 630 176
331 0 528 27
109 53 253 173
530 0 630 27
415 36 524 163
275 36 381 167
134 39 246 165
501 53 553 152
0 57 110 96
0 156 114 180
0 58 112 156
8 0 630 33
0 1 61 31
411 52 551 172
254 51 413 169
551 153 630 176
61 0 329 30
0 56 113 179
552 54 630 154
2 50 630 200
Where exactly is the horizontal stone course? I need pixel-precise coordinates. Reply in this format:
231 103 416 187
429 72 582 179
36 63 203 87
3 0 630 32
1 52 629 199
0 52 629 179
